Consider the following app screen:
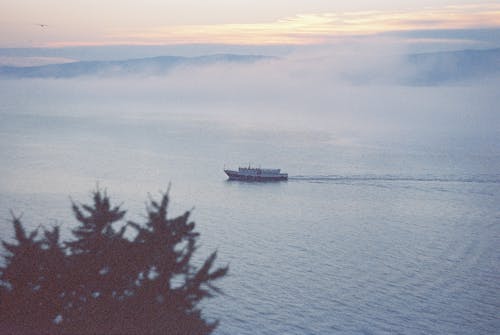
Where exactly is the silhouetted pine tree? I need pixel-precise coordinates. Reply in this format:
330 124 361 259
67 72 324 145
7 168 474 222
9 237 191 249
123 193 228 334
0 189 227 335
61 190 130 333
0 215 66 333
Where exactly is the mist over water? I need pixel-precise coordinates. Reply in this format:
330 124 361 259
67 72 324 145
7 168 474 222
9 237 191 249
0 48 499 334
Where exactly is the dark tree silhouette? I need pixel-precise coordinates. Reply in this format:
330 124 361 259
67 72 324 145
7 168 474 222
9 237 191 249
0 190 227 334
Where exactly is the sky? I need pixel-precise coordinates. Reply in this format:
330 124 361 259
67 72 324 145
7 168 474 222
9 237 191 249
1 1 499 47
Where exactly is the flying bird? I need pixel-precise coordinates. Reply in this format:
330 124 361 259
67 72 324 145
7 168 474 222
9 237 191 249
36 23 48 28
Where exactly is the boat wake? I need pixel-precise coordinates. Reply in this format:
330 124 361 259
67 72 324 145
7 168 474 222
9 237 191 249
289 174 500 184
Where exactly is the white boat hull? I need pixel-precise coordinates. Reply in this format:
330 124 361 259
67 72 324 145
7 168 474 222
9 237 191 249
224 168 288 181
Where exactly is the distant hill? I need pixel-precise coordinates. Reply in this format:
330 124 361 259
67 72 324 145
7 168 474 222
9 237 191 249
1 49 498 85
406 48 500 85
0 54 274 78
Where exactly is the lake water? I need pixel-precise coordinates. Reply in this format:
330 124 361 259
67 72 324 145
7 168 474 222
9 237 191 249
0 79 499 334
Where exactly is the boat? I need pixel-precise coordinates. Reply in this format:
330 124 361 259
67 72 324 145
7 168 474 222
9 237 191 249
224 166 288 181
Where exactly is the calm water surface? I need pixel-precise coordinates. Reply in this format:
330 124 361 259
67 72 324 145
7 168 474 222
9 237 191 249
0 91 499 334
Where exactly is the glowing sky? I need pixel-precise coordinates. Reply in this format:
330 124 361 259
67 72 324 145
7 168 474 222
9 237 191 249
1 1 499 47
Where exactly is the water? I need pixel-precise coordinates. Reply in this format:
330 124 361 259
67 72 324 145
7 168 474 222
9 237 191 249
0 80 499 334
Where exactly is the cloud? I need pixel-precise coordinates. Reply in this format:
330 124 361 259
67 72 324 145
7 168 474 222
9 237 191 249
102 4 500 46
3 41 497 143
0 56 77 67
1 33 498 154
2 3 500 48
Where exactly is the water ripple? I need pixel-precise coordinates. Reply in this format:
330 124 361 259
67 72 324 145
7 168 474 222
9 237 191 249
290 174 500 184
